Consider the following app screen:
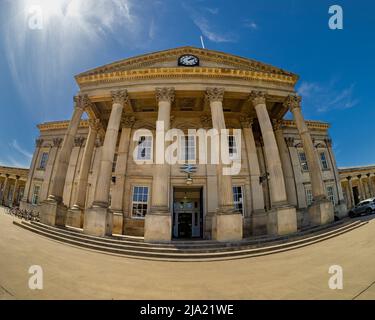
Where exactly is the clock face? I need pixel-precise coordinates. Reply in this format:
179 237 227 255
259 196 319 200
178 55 199 66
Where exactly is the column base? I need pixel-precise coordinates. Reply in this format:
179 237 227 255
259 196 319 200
39 200 67 227
212 212 243 242
66 207 83 229
144 213 172 242
112 211 124 235
251 209 268 236
308 199 334 226
335 202 348 219
267 205 297 236
83 206 112 237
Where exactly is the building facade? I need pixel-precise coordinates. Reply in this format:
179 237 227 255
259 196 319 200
0 166 28 207
20 47 346 242
339 165 375 209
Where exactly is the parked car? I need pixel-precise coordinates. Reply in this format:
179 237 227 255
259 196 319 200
348 198 375 217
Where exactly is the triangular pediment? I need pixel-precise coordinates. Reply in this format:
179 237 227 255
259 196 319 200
76 46 296 79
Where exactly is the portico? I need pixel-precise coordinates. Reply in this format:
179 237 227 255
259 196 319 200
21 46 345 242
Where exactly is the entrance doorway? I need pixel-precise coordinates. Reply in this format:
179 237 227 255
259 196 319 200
353 186 360 204
173 187 203 239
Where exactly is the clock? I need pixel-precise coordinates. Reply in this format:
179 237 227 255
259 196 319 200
178 54 199 67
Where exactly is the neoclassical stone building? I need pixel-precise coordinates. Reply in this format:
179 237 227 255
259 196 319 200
20 47 346 242
0 166 28 207
339 165 375 209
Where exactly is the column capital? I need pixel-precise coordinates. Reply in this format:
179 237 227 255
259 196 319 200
35 138 43 148
206 87 225 103
284 94 302 112
366 173 371 178
111 89 129 105
239 114 254 127
272 119 283 131
324 138 333 148
15 175 20 180
121 115 136 128
74 94 91 111
357 174 362 179
285 137 295 147
53 137 63 148
74 136 85 147
347 176 352 181
88 119 102 132
249 91 266 106
155 87 175 103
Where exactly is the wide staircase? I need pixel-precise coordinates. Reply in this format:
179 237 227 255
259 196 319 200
13 218 367 262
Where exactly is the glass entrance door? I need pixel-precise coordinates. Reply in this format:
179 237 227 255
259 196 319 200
173 187 203 239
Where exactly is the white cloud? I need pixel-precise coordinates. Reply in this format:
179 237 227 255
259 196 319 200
193 16 236 43
205 7 219 15
10 140 33 159
297 81 359 113
1 0 145 120
243 20 258 30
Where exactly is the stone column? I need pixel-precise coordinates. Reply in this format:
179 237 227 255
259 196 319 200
20 139 43 208
347 176 355 208
205 87 243 241
1 174 9 205
201 114 218 239
40 95 89 226
357 175 366 201
240 115 266 236
250 91 297 236
285 94 334 226
40 138 63 202
12 176 20 207
84 90 128 237
325 138 347 217
110 115 135 235
67 119 100 228
144 87 174 242
273 120 298 207
368 173 375 197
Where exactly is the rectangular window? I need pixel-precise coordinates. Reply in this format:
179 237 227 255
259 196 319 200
299 152 309 172
179 135 196 162
131 186 149 218
136 136 152 161
228 135 238 159
320 152 329 170
326 185 335 205
32 185 40 205
305 187 313 206
39 152 49 170
233 186 244 215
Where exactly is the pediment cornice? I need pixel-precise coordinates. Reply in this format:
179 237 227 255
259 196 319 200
75 46 298 87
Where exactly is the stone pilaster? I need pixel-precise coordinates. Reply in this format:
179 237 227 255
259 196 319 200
144 87 175 242
84 90 128 237
357 175 366 201
40 94 90 227
250 91 297 236
347 176 355 208
285 94 334 226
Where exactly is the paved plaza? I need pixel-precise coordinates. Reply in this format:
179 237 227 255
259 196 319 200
0 208 374 300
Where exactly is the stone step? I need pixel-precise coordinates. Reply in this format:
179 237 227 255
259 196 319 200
32 218 359 248
13 219 367 261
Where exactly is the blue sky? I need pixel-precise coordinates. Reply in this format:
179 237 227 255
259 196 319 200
0 0 374 168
